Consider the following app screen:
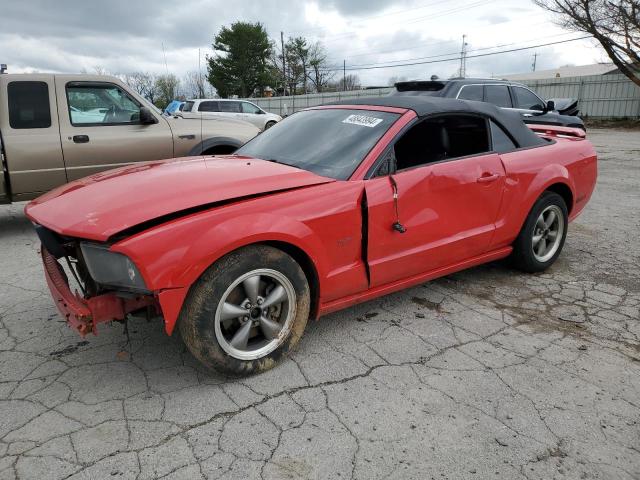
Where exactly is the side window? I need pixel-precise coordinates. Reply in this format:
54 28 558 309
490 120 517 153
66 83 141 125
512 87 545 111
198 101 219 112
8 81 52 129
242 102 262 114
457 85 483 101
182 101 194 112
484 85 512 108
394 115 490 171
219 101 241 113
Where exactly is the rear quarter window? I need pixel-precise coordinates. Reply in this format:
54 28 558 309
457 85 483 101
8 81 52 129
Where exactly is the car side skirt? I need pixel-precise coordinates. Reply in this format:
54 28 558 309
318 246 513 316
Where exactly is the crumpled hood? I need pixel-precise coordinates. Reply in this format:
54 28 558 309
25 156 334 241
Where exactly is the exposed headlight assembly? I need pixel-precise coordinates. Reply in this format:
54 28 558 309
80 242 147 291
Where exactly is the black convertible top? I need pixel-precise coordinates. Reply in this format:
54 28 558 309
328 96 546 148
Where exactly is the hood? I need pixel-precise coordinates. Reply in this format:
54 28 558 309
549 98 580 116
25 156 334 241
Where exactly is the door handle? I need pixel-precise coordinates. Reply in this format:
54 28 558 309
477 173 500 183
178 134 196 140
72 135 90 144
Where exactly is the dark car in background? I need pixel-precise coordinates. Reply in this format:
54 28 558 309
390 78 584 130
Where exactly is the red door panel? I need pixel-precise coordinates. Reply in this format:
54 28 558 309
365 153 506 287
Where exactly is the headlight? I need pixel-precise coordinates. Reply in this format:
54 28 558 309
80 242 147 291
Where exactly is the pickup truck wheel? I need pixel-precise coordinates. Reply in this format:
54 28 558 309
512 191 568 273
265 121 277 130
179 245 310 376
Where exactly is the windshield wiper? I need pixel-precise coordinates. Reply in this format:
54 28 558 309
263 159 303 170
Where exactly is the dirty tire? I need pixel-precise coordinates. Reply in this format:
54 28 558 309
512 191 568 273
265 121 277 130
179 245 310 376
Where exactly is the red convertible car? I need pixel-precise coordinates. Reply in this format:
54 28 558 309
26 97 597 375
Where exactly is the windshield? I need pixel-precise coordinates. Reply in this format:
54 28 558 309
236 108 400 180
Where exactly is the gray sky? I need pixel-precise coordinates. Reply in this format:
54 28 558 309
2 0 609 86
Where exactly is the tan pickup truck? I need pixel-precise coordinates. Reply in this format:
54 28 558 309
0 74 259 203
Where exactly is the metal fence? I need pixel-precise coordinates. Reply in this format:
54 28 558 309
246 74 640 118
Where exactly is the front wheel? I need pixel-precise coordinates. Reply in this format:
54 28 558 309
179 245 310 375
512 191 568 273
264 121 277 130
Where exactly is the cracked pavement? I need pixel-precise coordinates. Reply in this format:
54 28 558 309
0 128 639 480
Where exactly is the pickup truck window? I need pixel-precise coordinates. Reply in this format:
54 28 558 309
8 81 51 129
66 83 141 126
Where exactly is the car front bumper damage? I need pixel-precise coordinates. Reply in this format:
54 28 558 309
41 247 157 335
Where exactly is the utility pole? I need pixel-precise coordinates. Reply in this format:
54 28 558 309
280 32 286 96
532 52 538 72
343 60 346 91
198 48 203 98
459 34 468 78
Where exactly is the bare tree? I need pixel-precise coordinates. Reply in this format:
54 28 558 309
308 42 335 93
183 70 214 98
123 72 159 104
533 0 639 86
343 74 361 91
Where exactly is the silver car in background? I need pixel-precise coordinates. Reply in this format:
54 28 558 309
179 98 282 131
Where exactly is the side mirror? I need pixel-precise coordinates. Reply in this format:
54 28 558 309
140 107 158 125
545 100 555 112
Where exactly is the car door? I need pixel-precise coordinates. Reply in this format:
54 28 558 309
56 78 173 181
365 114 506 288
509 86 548 122
0 75 67 200
218 101 244 122
240 101 264 129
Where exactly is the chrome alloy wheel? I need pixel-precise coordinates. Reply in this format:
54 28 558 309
532 205 564 263
214 269 297 361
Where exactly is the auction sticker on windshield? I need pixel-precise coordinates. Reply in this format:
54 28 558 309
342 114 384 128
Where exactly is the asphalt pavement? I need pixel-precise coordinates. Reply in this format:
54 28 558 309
0 128 638 479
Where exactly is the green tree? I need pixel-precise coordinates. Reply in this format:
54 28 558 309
207 22 275 98
155 74 180 108
286 36 310 94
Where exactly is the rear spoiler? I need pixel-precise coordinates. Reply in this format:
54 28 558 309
527 124 586 139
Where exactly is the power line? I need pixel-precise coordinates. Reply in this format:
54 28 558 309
324 31 581 70
322 35 592 72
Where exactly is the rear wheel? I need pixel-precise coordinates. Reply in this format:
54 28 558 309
512 191 568 273
179 245 310 375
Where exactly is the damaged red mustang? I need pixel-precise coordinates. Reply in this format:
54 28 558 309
26 97 597 375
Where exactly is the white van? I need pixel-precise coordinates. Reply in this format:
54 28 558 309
180 99 281 131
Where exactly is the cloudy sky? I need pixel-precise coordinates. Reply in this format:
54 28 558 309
2 0 609 86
